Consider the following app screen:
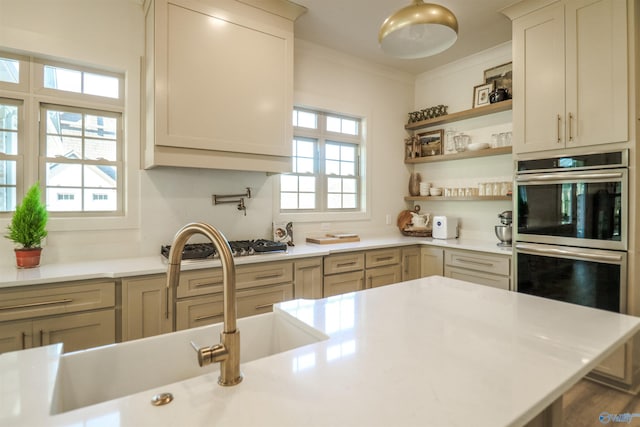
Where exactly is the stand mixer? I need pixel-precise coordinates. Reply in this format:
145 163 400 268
495 210 512 247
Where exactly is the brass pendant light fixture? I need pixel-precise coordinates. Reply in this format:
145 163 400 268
379 0 458 59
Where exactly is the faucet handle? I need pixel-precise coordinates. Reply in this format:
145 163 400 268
190 340 228 367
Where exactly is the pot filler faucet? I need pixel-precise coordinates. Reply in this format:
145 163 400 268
166 222 243 386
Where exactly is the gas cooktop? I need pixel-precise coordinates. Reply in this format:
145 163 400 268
160 239 288 260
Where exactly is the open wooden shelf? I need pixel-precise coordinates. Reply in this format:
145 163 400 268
405 99 512 131
405 195 512 202
405 146 512 164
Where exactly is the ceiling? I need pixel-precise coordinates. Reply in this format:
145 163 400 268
292 0 516 75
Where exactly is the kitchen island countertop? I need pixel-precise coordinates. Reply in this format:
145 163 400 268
0 236 511 288
2 275 639 427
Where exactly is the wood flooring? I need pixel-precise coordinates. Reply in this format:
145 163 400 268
564 380 640 426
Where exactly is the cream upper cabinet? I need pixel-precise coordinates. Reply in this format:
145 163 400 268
507 0 628 153
143 0 304 172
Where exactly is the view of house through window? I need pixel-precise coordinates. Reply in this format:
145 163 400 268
0 52 124 216
281 108 362 212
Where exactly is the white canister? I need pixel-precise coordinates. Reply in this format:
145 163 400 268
419 182 431 196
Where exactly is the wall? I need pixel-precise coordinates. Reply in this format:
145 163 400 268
0 0 414 267
412 42 513 241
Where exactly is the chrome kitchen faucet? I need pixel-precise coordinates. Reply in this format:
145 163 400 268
166 222 242 386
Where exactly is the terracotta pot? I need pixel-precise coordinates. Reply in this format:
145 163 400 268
15 248 42 268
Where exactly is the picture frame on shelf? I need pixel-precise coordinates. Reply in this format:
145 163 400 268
473 82 494 108
417 129 443 157
484 61 512 93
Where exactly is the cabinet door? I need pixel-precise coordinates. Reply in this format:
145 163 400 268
294 258 323 299
122 276 173 341
401 247 421 282
367 265 403 289
0 320 32 354
421 247 444 277
565 0 628 147
323 271 364 297
512 3 566 153
237 283 294 318
35 310 116 353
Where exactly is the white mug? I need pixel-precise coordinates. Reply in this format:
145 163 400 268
419 182 431 196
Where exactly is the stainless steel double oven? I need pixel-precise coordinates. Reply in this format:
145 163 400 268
514 150 628 313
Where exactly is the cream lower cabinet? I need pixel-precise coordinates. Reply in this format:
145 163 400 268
294 257 323 299
506 0 628 153
174 261 295 331
401 246 421 281
0 281 116 354
444 249 511 290
420 247 444 277
365 248 402 289
122 275 173 341
323 252 365 297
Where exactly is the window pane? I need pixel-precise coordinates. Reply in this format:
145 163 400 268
0 104 18 130
0 186 16 211
326 144 340 160
294 110 317 129
46 135 82 158
343 194 356 209
0 131 18 155
84 165 117 188
326 160 340 175
84 73 119 98
326 116 341 133
0 160 17 185
296 140 315 158
47 187 82 211
299 176 315 192
85 115 117 139
0 58 19 84
327 177 341 193
84 188 117 211
281 175 298 192
281 192 298 209
47 110 83 136
85 138 117 161
343 178 356 193
296 158 314 174
342 119 358 135
46 162 81 187
340 162 355 176
327 193 341 209
341 145 355 161
44 66 82 93
299 193 315 209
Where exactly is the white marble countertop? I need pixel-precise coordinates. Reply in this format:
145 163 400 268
2 276 639 427
0 236 512 288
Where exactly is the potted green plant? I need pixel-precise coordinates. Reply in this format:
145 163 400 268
5 183 48 268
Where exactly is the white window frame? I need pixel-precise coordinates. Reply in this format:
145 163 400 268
0 97 25 213
274 106 370 223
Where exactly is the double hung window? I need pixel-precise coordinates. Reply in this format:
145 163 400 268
280 108 362 213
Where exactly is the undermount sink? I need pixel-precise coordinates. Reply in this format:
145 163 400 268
50 311 327 414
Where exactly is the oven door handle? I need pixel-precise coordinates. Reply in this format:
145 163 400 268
515 243 624 263
516 171 624 183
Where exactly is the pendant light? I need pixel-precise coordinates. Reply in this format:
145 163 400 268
379 1 458 59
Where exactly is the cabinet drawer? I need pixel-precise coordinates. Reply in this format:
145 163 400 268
367 265 402 289
324 253 365 275
445 250 510 276
323 271 364 297
445 266 510 291
0 281 115 322
177 268 224 298
365 248 401 269
236 262 293 290
176 283 293 330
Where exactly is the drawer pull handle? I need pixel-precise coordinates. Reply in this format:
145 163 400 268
39 329 44 346
0 298 73 311
337 261 357 268
165 288 170 319
254 303 274 310
255 273 281 280
194 281 223 288
194 313 220 322
21 332 26 350
374 256 394 262
457 259 493 267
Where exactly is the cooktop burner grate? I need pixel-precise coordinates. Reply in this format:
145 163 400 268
161 239 288 260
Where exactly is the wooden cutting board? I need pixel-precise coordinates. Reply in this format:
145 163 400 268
306 235 360 244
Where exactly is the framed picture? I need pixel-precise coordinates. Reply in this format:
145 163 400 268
417 129 443 157
484 61 512 93
473 82 494 108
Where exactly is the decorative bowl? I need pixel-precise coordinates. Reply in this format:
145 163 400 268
429 187 443 196
467 142 490 151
